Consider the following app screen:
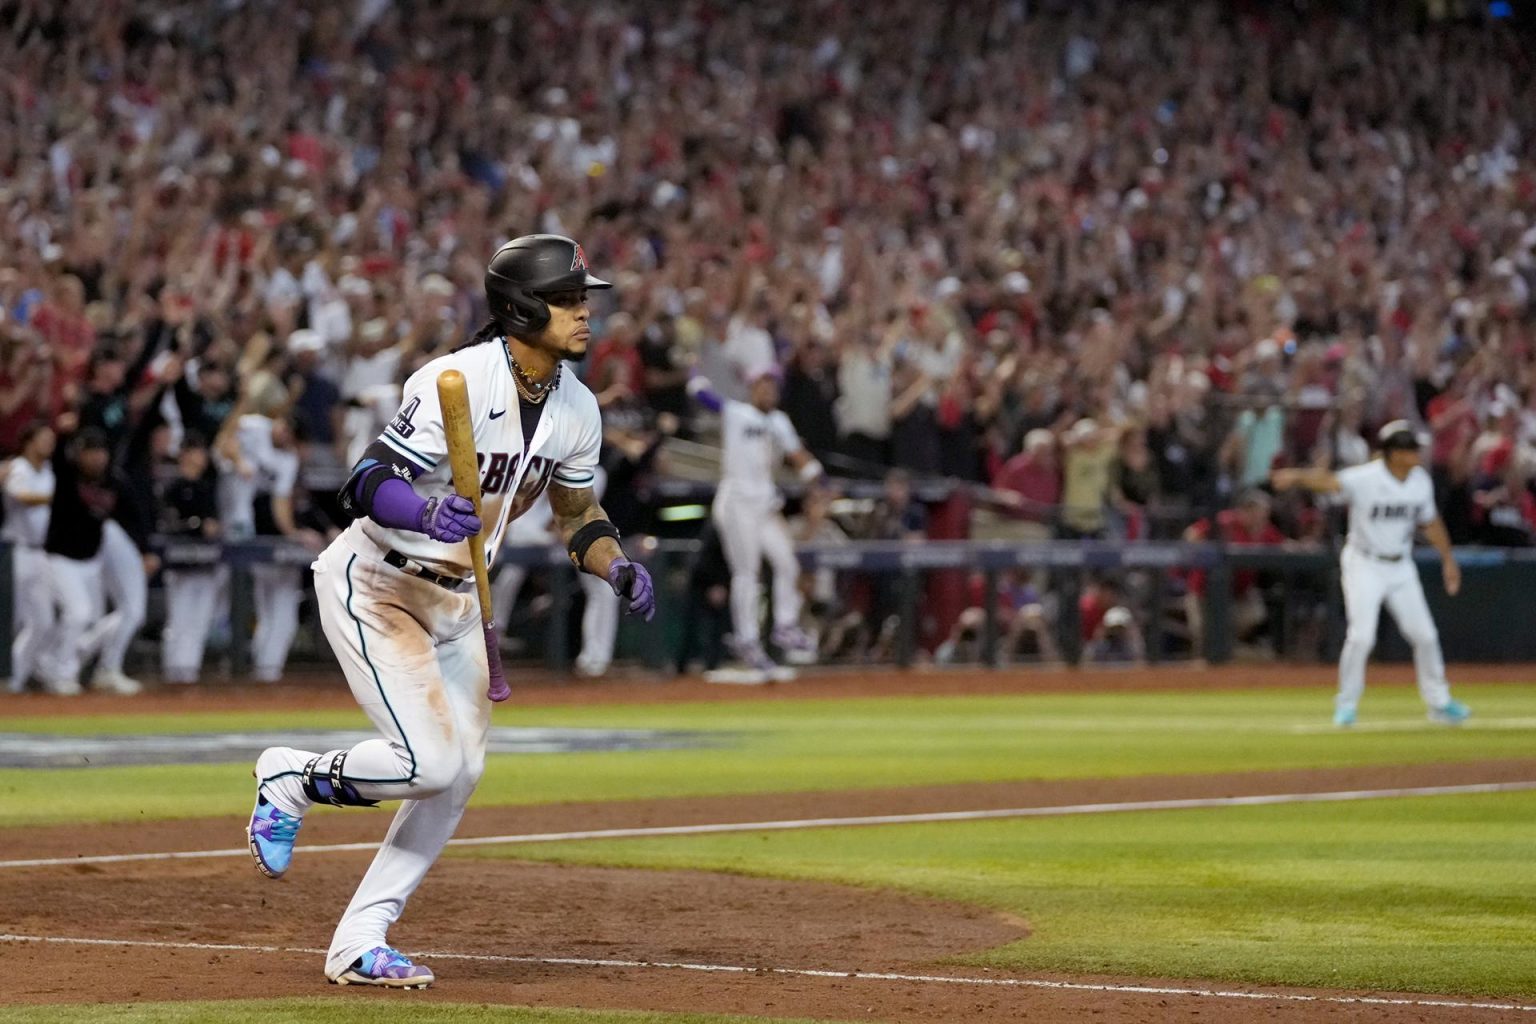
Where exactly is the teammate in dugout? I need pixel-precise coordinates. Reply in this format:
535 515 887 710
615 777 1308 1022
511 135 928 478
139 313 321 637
1271 420 1471 728
245 235 656 989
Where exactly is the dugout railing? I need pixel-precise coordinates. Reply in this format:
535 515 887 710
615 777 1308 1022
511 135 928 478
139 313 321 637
2 539 1534 681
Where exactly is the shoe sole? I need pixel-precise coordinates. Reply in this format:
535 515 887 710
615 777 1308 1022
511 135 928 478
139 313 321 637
330 972 434 989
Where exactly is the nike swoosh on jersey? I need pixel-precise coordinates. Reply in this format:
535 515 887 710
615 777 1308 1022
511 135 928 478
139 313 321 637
489 408 506 419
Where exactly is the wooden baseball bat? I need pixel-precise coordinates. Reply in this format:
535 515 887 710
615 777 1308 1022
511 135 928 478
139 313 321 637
436 369 511 702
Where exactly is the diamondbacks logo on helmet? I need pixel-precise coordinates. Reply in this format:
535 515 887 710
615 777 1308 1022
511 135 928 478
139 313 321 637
570 244 588 272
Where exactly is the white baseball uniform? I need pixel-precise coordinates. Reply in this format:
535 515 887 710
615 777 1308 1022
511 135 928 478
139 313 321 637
257 337 601 979
712 399 805 648
4 457 55 692
217 415 307 681
97 519 147 678
1334 459 1454 715
489 492 556 629
491 467 619 676
251 443 303 683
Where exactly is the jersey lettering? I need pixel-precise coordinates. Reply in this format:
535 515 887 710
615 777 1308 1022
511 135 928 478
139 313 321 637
1369 504 1418 520
481 452 511 494
506 455 557 520
391 397 421 438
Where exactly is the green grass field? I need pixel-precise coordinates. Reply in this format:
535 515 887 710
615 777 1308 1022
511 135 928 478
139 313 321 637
3 684 1534 826
4 680 1536 1009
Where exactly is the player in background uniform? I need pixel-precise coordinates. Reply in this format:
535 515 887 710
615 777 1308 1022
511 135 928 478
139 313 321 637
249 418 318 682
42 426 154 694
1272 420 1469 727
489 489 557 643
158 436 223 684
492 472 622 677
217 406 322 682
4 424 58 693
245 234 655 989
688 368 821 679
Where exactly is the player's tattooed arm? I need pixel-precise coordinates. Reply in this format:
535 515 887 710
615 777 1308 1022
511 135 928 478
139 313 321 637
550 482 657 620
548 483 623 576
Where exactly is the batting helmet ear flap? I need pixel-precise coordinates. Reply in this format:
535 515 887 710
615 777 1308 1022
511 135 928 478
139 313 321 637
486 275 551 337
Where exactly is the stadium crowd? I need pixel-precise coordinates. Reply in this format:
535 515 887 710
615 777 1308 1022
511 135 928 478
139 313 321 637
3 0 1536 689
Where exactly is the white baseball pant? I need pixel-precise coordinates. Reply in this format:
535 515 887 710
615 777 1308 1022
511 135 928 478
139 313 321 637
490 562 528 630
712 494 801 647
98 519 147 676
161 567 227 683
9 547 55 692
576 571 619 674
44 553 116 684
251 562 302 682
1337 546 1452 714
309 536 489 978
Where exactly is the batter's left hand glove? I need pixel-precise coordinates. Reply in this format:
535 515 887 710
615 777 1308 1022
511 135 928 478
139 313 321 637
607 558 656 621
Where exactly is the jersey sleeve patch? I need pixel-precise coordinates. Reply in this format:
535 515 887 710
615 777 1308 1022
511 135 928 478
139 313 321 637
380 367 452 469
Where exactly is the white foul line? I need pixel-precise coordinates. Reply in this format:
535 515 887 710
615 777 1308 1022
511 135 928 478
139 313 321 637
1 933 1532 1014
3 780 1534 871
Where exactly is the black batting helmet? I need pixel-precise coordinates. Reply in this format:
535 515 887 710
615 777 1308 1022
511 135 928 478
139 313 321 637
484 234 610 337
1377 419 1426 452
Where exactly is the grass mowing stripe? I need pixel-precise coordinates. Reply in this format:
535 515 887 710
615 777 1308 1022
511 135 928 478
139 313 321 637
6 685 1536 828
4 780 1532 870
3 934 1533 1015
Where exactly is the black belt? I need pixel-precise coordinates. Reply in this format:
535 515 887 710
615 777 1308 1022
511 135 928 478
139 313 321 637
1351 547 1402 563
384 550 467 590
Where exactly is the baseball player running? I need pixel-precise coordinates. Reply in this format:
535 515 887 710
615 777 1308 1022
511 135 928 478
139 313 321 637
688 369 820 678
1271 420 1469 727
246 235 656 989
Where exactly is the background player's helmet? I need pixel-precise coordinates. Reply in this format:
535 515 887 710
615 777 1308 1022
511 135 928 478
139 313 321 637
484 234 611 337
1377 420 1426 452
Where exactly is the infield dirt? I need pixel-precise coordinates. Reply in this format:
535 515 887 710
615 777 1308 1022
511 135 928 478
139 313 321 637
3 666 1533 1022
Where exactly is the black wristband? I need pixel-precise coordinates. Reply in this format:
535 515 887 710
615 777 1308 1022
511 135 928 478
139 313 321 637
568 520 621 571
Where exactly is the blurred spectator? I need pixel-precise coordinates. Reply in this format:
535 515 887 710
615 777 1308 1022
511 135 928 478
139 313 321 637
674 523 732 674
781 343 841 463
1111 428 1161 539
1182 490 1289 657
993 428 1061 537
935 569 1060 666
1058 419 1120 540
1084 605 1146 665
835 330 897 471
789 483 861 659
854 467 928 658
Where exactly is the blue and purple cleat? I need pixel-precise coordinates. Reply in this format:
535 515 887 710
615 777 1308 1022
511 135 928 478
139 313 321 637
247 793 303 879
331 946 435 989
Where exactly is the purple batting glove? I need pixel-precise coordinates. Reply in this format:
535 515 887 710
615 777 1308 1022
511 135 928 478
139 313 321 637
420 494 482 543
606 558 655 621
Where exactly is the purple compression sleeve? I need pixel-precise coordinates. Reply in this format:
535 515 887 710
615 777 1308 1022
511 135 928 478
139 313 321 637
358 469 429 532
